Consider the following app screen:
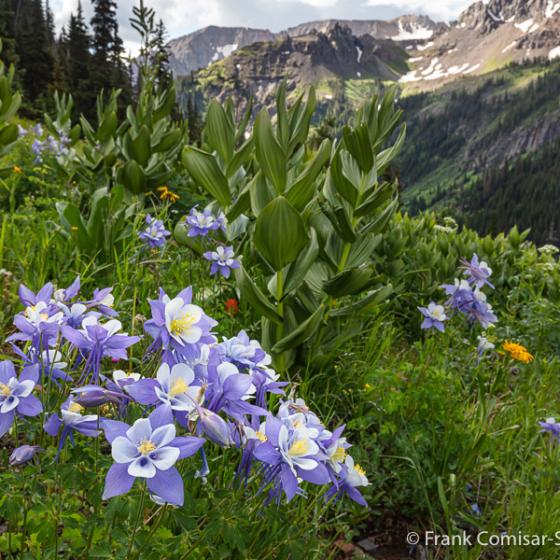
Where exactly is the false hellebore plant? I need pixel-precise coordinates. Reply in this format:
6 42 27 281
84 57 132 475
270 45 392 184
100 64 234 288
3 279 369 511
178 83 405 370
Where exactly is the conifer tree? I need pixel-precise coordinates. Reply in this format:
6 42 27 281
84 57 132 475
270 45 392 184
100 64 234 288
67 2 94 119
90 0 130 98
15 0 55 112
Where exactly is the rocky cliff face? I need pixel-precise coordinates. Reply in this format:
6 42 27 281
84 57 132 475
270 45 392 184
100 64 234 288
168 15 444 77
399 0 560 91
287 15 447 41
168 26 276 75
177 24 408 110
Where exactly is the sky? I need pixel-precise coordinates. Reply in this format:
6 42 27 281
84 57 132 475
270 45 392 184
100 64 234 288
50 0 474 55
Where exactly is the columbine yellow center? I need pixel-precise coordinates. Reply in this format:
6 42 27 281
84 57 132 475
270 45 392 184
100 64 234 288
137 440 157 455
169 378 188 397
256 431 267 442
289 439 309 457
170 313 196 336
68 402 84 414
0 383 11 396
332 446 347 463
354 464 366 477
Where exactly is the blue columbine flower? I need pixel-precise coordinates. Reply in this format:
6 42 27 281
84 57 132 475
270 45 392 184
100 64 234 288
9 444 44 466
61 316 140 382
461 254 494 289
418 302 447 332
325 455 370 507
0 361 43 438
138 215 171 249
143 287 218 365
539 417 560 440
185 207 226 238
101 406 205 505
43 397 100 458
253 415 330 503
126 362 204 427
203 245 240 279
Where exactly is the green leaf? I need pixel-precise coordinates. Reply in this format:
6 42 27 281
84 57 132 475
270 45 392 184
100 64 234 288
323 267 374 297
272 304 325 353
345 234 381 268
343 124 373 173
205 101 235 164
56 202 91 251
130 125 151 166
283 228 319 294
254 196 308 270
120 160 145 194
249 171 275 216
255 109 286 194
182 146 231 208
360 197 399 235
286 139 331 210
329 284 393 317
234 266 282 324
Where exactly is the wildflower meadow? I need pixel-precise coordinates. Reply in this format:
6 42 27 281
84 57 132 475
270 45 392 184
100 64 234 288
1 5 560 560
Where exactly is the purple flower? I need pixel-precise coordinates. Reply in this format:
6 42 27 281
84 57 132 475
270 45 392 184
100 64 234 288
325 455 369 507
441 280 498 329
418 302 447 332
44 397 100 458
185 207 226 238
61 317 140 382
9 445 44 466
539 417 560 440
143 288 217 365
101 406 205 505
461 254 494 289
86 287 118 317
53 276 81 304
125 363 204 426
138 215 171 249
0 361 43 438
18 282 54 307
203 245 240 279
253 415 330 502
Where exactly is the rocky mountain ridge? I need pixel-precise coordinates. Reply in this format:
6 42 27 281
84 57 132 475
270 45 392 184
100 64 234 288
168 15 442 76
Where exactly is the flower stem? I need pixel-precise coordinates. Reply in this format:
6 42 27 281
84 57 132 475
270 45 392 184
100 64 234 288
126 483 146 558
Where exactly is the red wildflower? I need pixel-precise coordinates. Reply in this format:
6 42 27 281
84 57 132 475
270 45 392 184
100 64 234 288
225 298 239 315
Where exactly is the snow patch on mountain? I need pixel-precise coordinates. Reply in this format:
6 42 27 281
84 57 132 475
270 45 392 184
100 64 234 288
515 19 534 33
502 40 517 53
549 46 560 59
392 21 434 41
546 1 560 18
211 43 239 63
356 46 363 63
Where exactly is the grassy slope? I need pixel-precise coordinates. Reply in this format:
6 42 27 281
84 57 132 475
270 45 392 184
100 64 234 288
398 60 559 209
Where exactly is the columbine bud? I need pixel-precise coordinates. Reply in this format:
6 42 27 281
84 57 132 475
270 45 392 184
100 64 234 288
9 445 43 466
198 408 232 447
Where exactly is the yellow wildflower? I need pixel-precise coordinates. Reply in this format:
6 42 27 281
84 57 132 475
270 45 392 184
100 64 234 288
12 165 22 174
157 185 180 203
502 341 534 364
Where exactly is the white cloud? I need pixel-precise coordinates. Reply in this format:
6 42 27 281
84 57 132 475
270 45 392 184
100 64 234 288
51 0 474 52
365 0 472 20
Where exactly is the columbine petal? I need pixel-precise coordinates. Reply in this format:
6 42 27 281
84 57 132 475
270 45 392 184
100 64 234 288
149 446 180 470
128 456 157 478
112 436 140 463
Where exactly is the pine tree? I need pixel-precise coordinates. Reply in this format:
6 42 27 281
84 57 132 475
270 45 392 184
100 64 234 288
153 19 172 90
0 0 19 70
15 0 55 112
90 0 131 101
66 2 94 119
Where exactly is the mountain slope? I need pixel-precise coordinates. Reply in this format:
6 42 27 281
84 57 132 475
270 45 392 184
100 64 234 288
398 58 560 242
176 24 408 110
168 15 443 77
169 26 276 75
400 0 560 90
